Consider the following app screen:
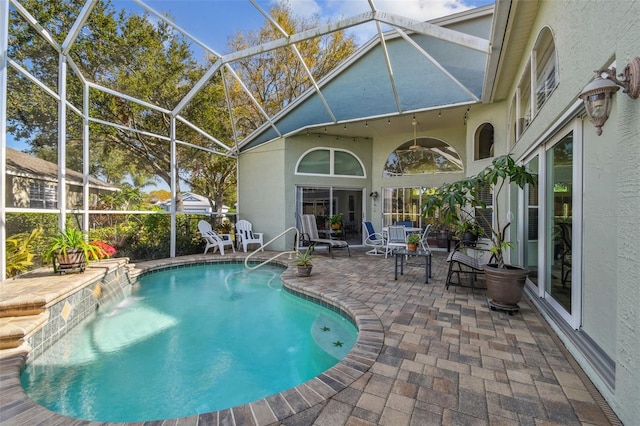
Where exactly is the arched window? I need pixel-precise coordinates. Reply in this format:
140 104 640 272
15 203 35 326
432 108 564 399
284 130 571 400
534 27 558 112
516 27 559 138
296 148 365 177
475 123 494 160
383 138 463 177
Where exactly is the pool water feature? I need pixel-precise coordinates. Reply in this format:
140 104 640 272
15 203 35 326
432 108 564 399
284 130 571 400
21 263 358 423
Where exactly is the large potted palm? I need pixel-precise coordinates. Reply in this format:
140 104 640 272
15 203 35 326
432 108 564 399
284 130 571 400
423 155 536 311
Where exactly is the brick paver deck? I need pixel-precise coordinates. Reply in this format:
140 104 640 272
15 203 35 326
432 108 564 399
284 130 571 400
0 248 620 425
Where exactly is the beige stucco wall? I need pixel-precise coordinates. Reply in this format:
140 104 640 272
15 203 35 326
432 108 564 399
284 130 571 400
582 109 618 359
497 0 640 423
237 138 287 250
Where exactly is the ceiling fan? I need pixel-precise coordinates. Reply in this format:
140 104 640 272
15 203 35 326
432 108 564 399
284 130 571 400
409 116 422 151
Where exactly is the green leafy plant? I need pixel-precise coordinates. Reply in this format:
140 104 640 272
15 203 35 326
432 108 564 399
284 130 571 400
454 219 484 239
329 213 343 225
5 228 43 278
296 249 313 266
44 228 104 266
407 233 421 245
423 155 535 268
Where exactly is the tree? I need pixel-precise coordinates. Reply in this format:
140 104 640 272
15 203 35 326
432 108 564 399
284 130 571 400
7 0 229 211
7 0 356 217
225 1 356 137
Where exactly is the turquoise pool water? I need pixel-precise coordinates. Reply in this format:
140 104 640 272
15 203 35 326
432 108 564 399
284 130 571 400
21 263 358 422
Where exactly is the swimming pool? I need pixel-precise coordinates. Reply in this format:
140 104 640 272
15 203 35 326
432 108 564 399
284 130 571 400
20 263 358 422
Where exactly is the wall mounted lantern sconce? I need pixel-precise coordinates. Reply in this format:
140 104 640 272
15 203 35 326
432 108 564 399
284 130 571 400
579 57 639 135
369 191 378 199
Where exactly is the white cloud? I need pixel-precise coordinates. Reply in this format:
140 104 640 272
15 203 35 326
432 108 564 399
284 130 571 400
324 0 485 44
269 0 489 45
274 0 323 18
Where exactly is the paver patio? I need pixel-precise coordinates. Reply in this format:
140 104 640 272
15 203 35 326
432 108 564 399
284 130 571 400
0 248 620 425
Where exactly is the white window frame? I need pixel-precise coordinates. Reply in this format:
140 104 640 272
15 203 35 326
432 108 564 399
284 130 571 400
295 147 366 178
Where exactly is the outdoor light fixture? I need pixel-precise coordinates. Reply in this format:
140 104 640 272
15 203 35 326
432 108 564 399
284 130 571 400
409 117 420 151
369 191 378 199
579 57 640 135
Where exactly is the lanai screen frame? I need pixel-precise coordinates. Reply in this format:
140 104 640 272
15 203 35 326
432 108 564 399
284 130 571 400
0 0 491 280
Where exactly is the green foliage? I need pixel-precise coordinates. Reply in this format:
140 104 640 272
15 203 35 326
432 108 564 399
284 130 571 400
407 233 421 245
226 2 356 137
5 228 44 278
423 155 535 268
453 220 484 238
329 213 343 225
296 249 313 266
44 228 103 266
95 214 204 261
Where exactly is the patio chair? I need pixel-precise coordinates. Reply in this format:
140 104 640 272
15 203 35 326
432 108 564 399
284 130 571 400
300 214 350 258
198 220 235 255
235 219 264 252
419 224 432 251
363 221 386 255
445 243 493 289
385 225 408 258
395 221 413 227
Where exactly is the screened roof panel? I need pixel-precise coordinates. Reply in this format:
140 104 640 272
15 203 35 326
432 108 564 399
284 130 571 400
6 0 495 158
241 8 493 151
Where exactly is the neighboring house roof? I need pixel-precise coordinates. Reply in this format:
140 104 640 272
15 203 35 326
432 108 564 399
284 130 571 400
5 147 118 191
240 6 493 151
158 192 229 214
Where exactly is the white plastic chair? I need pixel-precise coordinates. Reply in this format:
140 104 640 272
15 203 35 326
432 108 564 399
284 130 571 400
235 219 264 252
419 224 432 251
363 221 386 255
198 220 235 255
385 225 408 258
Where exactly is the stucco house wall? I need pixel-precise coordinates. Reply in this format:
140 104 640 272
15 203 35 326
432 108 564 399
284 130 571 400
492 0 640 423
237 138 287 250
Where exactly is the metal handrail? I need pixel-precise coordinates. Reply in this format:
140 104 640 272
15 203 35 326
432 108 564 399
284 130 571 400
244 227 300 270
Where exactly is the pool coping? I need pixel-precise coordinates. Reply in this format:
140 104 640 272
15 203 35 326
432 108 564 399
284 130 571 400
0 254 384 425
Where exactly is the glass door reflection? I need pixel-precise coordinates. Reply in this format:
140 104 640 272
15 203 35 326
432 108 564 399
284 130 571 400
545 132 573 313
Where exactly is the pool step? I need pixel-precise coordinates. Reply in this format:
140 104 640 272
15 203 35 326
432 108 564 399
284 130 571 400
0 259 129 359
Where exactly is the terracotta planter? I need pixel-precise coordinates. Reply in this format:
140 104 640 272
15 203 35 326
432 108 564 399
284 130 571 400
54 248 87 274
484 264 529 311
296 265 312 277
407 243 418 251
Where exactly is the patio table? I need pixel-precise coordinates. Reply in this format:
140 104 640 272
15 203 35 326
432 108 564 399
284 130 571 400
394 248 432 283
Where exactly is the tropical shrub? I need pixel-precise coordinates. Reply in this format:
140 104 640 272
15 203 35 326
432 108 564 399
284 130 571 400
5 228 43 277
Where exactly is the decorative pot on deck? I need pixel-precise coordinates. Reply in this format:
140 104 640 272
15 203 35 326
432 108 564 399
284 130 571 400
54 248 87 274
484 264 529 310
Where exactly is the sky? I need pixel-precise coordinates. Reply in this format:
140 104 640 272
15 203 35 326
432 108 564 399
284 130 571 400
7 0 494 152
117 0 495 54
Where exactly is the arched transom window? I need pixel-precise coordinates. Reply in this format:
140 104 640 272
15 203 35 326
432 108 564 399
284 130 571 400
296 148 365 177
383 138 463 177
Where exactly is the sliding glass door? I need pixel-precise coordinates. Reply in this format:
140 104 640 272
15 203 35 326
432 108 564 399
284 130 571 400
519 121 582 329
545 132 574 314
296 186 363 245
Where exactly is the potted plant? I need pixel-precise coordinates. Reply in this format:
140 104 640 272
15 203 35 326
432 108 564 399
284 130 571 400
44 228 104 274
329 213 343 230
296 249 313 277
406 233 421 251
423 155 535 311
454 219 484 245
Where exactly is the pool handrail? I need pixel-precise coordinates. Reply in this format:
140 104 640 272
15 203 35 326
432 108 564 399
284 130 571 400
244 227 300 270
